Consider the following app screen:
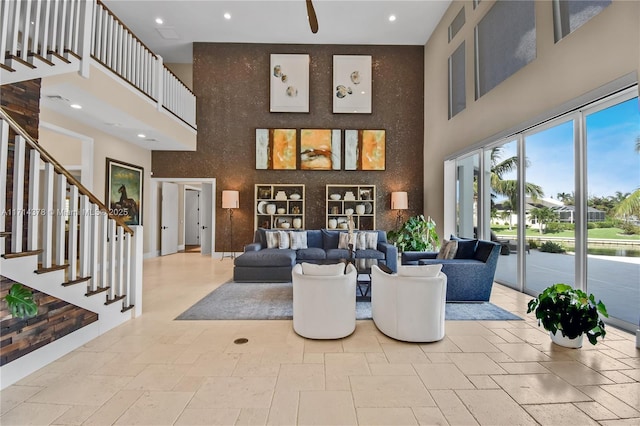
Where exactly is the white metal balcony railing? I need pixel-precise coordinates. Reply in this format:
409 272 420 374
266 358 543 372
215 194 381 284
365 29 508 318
1 0 196 129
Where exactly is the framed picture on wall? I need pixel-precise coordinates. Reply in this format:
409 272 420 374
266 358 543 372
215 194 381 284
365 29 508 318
300 129 341 170
256 128 297 170
106 158 143 226
344 129 385 170
333 55 372 114
270 54 310 113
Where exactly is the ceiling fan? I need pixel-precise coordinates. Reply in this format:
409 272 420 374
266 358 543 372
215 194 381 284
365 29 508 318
306 0 319 33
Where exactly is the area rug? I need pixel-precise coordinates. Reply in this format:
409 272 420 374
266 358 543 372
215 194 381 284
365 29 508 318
175 281 522 321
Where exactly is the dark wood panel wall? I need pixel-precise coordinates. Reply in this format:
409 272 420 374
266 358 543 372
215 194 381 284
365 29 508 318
152 43 425 252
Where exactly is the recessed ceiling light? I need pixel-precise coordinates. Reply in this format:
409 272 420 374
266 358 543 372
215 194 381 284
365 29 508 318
224 12 231 20
389 15 396 22
70 104 82 109
137 133 146 138
155 17 163 24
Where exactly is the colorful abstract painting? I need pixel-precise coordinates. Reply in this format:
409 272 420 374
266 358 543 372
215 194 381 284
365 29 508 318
344 129 385 170
255 128 296 170
300 129 341 170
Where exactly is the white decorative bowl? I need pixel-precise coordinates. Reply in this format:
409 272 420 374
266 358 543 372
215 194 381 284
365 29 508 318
330 194 341 200
277 208 285 214
345 208 354 215
289 193 301 200
281 222 290 229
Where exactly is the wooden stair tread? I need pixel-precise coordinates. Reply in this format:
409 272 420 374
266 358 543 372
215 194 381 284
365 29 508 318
121 304 134 313
62 276 91 287
28 51 55 66
47 50 71 64
35 264 69 274
2 249 43 259
0 231 11 237
6 53 36 69
85 287 109 297
105 295 126 305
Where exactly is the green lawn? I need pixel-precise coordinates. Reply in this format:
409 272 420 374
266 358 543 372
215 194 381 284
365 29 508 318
492 226 640 241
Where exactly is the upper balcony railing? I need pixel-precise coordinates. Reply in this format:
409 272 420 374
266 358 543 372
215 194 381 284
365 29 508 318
1 0 196 130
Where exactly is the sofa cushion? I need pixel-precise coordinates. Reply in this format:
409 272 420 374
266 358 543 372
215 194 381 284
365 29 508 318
322 229 341 249
289 231 308 250
436 239 458 259
356 231 378 250
397 264 443 277
296 247 327 260
338 232 351 249
234 249 296 267
451 237 478 259
306 230 323 248
355 249 385 260
326 248 351 260
265 230 280 248
301 262 345 276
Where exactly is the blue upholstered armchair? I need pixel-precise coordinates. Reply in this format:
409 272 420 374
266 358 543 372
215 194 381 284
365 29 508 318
401 239 501 302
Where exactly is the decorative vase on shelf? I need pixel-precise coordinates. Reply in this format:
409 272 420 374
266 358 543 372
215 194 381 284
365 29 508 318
293 218 302 229
355 204 365 215
328 219 337 229
266 204 276 215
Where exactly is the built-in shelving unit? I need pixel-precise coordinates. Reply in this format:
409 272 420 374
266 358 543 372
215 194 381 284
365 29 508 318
326 184 376 230
255 184 305 230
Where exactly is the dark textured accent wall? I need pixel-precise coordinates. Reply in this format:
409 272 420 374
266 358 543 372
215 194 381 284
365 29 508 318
1 79 41 140
152 43 424 252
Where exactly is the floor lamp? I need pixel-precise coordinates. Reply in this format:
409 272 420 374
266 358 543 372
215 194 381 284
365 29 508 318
391 191 408 230
221 190 239 260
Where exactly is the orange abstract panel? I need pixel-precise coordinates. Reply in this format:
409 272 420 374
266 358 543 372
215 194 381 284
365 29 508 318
300 129 332 170
272 129 296 170
361 130 385 170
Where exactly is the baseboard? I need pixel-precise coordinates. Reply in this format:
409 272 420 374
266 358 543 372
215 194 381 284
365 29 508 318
178 244 185 251
144 250 160 259
636 328 639 349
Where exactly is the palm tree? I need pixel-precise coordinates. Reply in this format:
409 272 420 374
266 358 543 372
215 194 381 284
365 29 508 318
490 146 544 213
530 207 559 234
615 137 640 221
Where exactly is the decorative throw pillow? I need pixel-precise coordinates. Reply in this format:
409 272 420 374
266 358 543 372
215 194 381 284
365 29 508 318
397 264 443 277
338 232 351 249
356 231 378 250
265 230 280 248
436 239 458 259
301 262 345 276
289 231 308 250
278 231 290 249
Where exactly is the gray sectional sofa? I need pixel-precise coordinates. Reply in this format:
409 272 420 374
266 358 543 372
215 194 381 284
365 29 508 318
233 228 398 282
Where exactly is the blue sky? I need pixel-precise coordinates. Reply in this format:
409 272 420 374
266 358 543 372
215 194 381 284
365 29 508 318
495 97 639 201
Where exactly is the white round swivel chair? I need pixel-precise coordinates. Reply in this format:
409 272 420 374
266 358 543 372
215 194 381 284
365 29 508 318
292 263 357 339
371 264 447 342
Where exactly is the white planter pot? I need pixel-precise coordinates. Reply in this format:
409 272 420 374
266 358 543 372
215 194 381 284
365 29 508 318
550 329 583 348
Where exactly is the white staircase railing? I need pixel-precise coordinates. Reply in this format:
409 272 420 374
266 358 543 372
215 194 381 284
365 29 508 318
0 107 141 314
1 0 196 129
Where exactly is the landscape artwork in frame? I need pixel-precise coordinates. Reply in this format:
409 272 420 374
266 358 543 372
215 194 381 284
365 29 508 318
344 129 385 170
106 158 143 225
270 54 310 113
300 129 341 170
256 128 297 170
333 55 372 114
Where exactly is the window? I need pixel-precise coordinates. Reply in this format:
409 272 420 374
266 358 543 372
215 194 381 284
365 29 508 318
475 0 536 99
553 0 611 42
448 42 466 119
448 7 465 42
451 87 639 332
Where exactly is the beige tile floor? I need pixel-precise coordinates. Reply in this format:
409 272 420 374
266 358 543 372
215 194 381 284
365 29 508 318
1 253 639 425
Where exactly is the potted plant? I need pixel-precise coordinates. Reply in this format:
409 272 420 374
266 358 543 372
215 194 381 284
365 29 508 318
387 215 439 252
527 283 608 348
4 283 38 319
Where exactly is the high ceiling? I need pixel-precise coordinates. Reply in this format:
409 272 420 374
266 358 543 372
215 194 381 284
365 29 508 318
102 0 452 63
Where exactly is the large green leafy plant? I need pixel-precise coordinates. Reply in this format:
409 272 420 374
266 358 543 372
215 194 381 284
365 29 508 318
387 215 440 252
527 283 608 345
4 284 38 319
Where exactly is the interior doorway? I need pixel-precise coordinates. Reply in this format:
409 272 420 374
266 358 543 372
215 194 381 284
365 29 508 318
184 187 201 253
